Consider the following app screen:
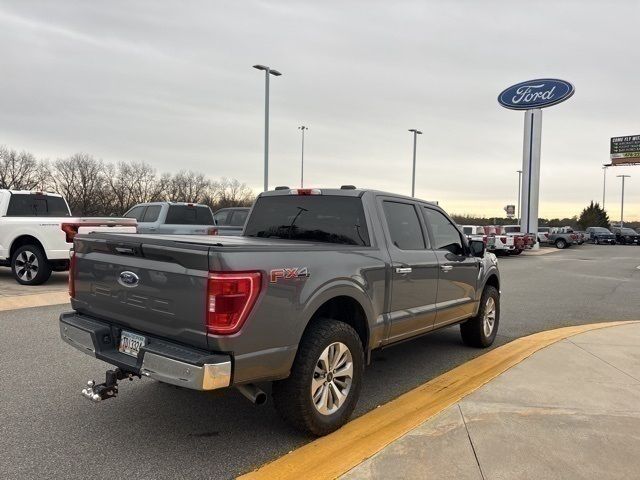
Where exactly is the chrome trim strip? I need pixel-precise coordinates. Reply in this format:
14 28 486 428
140 352 231 391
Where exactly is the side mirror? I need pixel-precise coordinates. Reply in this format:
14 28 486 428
469 240 485 258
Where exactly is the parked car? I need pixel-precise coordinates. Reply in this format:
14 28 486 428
460 225 487 244
537 226 550 244
483 225 515 254
502 225 536 253
546 227 581 249
60 187 500 436
0 189 136 285
212 207 250 236
612 227 640 245
124 202 217 235
585 227 616 245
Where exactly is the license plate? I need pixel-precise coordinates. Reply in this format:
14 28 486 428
119 330 146 357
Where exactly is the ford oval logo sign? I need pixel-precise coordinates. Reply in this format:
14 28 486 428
498 78 574 110
118 271 139 288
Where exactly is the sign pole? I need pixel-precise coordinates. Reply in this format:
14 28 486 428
519 109 542 249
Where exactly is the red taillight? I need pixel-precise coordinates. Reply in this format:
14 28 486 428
68 250 76 298
483 235 487 244
206 272 261 335
207 227 219 235
61 223 80 243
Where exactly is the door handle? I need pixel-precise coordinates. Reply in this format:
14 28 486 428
441 265 453 273
395 267 412 274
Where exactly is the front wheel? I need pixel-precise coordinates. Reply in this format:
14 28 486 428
11 245 52 285
555 239 567 249
460 286 500 348
273 319 364 436
594 238 600 245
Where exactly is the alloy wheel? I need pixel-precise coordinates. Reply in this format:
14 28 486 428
15 250 39 282
311 341 353 415
483 296 496 337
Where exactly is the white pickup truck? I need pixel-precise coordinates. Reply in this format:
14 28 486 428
0 190 137 285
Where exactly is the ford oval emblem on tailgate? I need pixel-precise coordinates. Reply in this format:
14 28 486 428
118 271 139 288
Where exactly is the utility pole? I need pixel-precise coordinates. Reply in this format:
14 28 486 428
408 129 422 197
617 174 630 227
298 126 308 188
253 64 282 192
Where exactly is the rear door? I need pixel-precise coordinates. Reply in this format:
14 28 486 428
422 206 479 327
380 198 439 343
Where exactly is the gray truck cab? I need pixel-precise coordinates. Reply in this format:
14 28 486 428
124 202 216 235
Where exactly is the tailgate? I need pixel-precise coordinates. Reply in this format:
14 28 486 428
71 234 211 349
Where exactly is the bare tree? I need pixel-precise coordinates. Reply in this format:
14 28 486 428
0 146 49 190
106 161 164 214
211 178 255 209
51 153 110 215
164 170 211 203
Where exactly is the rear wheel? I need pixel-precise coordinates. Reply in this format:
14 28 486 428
460 286 500 348
11 245 52 285
273 319 364 436
555 239 567 249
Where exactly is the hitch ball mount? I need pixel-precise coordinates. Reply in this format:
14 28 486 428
81 368 139 402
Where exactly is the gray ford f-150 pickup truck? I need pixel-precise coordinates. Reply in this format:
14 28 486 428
60 187 501 435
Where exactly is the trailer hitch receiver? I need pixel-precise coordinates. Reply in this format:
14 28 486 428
81 368 139 402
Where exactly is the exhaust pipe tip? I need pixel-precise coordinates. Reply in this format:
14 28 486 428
236 383 267 406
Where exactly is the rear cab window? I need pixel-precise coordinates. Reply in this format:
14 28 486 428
5 193 70 217
165 205 214 225
244 195 370 246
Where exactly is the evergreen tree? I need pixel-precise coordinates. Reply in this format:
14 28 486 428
578 201 610 230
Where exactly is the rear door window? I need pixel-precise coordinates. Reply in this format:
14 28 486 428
214 210 230 225
6 194 70 217
141 205 161 222
382 201 426 250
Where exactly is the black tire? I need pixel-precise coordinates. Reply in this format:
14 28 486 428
11 245 52 285
555 239 567 249
460 285 500 348
594 238 600 245
513 249 523 255
272 319 364 436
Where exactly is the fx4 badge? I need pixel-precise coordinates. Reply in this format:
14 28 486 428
270 267 310 283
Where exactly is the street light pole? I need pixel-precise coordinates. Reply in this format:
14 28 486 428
602 165 608 209
516 170 522 222
617 174 630 227
298 126 308 188
253 64 282 192
408 129 422 197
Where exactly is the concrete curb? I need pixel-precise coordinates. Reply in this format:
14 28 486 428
239 321 639 480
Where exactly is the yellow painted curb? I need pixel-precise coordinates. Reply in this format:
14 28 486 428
0 291 70 312
239 320 639 480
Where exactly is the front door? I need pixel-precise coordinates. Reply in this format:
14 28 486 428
380 199 439 343
422 207 479 327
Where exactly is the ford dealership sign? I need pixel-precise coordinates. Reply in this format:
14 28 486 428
498 78 574 110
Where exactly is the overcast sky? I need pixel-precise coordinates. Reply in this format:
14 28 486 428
1 1 639 220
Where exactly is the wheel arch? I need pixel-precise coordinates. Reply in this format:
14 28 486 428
299 283 375 358
10 235 47 259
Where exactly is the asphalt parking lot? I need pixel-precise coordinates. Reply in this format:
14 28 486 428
1 244 639 479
